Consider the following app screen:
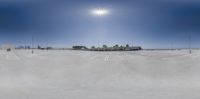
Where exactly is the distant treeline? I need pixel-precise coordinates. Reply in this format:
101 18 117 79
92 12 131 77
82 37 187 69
72 44 142 51
15 45 70 50
15 45 53 50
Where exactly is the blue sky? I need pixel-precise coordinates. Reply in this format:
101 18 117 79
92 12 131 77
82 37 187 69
0 0 200 48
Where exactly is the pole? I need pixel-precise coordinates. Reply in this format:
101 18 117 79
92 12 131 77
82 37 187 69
171 41 173 51
32 36 34 54
189 32 191 54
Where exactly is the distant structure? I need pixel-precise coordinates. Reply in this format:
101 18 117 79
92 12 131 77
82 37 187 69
1 44 15 51
72 44 142 51
37 45 53 50
72 46 88 50
15 45 32 49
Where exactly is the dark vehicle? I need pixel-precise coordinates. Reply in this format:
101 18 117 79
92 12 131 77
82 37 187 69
7 48 11 52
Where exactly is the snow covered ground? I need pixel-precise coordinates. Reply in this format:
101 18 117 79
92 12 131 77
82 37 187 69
0 49 200 99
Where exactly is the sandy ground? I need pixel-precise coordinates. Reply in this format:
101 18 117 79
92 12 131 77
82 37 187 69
0 49 200 99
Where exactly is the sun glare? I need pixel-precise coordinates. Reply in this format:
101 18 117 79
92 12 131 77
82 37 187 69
92 8 109 16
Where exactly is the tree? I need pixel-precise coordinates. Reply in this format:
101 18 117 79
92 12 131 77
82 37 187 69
91 46 95 49
38 45 41 49
103 45 108 48
114 44 119 48
126 44 129 48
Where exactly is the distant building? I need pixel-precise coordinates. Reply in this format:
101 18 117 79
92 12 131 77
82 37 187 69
72 46 88 50
1 44 15 51
129 46 142 51
16 46 25 49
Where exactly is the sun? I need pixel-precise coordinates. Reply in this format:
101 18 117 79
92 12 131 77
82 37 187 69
92 8 109 16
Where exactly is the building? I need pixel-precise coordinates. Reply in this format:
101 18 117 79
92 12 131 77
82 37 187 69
72 46 88 50
1 44 15 51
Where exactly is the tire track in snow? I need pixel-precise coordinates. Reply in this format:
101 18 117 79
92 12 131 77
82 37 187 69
104 55 110 61
5 51 20 60
126 51 187 60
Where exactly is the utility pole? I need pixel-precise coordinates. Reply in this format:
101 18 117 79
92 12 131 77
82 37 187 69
171 41 174 51
32 36 34 54
98 40 100 51
132 40 134 47
188 32 191 54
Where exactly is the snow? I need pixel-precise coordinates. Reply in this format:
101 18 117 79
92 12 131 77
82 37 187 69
0 49 200 99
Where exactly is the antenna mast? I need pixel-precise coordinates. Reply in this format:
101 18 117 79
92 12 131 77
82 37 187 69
32 36 34 54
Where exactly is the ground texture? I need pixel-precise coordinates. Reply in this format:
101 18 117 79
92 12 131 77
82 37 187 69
0 50 200 99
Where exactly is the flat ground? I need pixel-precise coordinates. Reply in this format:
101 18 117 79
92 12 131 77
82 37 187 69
0 49 200 99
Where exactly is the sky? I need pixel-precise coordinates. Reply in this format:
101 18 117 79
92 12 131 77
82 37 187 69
0 0 200 49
